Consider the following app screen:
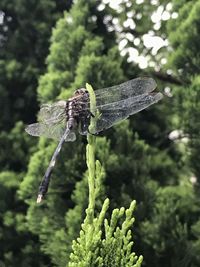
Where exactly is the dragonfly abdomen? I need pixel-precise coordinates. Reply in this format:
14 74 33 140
66 100 77 129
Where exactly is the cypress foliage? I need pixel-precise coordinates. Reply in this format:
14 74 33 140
168 0 200 181
2 0 198 266
19 1 127 266
19 1 181 266
68 84 142 267
0 1 68 266
139 1 200 266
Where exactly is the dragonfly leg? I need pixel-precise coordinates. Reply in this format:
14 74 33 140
90 112 95 118
87 128 99 136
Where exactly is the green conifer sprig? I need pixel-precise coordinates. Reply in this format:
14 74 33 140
101 201 143 267
68 84 142 267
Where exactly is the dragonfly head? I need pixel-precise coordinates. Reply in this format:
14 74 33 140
74 88 88 96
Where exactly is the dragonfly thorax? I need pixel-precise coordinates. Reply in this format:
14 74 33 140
66 88 90 131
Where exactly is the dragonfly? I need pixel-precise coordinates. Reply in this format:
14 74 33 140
25 77 163 203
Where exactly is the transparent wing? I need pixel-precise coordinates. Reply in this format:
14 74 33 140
92 92 163 133
38 101 66 123
25 122 76 142
94 77 157 106
25 100 75 141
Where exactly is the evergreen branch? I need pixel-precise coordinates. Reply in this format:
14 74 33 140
85 82 98 225
68 84 143 267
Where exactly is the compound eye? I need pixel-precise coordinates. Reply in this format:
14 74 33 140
74 89 81 95
74 88 88 96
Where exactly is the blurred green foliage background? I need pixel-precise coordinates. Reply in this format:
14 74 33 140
0 0 200 266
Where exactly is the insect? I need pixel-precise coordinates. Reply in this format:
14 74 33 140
25 77 163 203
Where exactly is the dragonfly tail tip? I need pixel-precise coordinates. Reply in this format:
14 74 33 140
36 194 43 204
